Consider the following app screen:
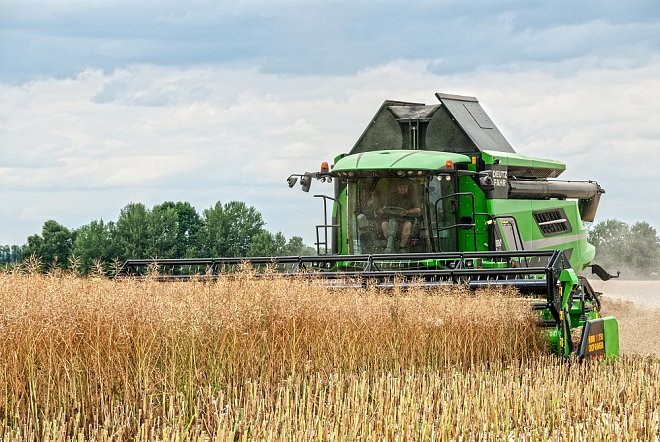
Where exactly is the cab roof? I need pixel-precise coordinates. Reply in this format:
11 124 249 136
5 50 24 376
332 150 471 175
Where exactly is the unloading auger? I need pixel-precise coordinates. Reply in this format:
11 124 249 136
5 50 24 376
119 92 620 359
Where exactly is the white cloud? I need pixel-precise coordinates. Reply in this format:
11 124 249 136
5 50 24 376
1 57 659 246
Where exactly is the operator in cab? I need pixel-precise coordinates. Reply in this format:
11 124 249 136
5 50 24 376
378 179 421 250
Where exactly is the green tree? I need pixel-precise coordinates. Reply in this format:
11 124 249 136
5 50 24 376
201 201 265 257
0 245 12 266
16 199 315 270
169 201 203 258
200 202 225 257
247 230 286 257
23 220 74 269
72 219 117 274
11 245 23 263
282 236 316 256
116 201 203 260
588 219 660 279
628 221 660 270
222 201 265 257
114 203 150 259
588 219 630 260
147 202 179 258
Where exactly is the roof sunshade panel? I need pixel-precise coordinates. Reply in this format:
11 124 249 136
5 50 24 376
435 93 515 153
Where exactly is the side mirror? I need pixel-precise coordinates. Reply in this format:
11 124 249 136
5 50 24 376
479 172 494 189
300 175 312 192
287 176 298 188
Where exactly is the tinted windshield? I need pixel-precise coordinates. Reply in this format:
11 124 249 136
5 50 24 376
346 175 458 254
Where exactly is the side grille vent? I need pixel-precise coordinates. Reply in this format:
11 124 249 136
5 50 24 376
533 209 572 236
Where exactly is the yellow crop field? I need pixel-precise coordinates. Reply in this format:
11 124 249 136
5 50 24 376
0 270 658 441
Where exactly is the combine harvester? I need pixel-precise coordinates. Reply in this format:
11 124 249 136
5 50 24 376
120 92 619 360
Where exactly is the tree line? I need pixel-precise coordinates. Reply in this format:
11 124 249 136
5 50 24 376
3 212 658 278
587 219 660 279
1 200 315 274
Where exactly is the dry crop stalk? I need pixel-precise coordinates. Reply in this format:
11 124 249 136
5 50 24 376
0 272 657 441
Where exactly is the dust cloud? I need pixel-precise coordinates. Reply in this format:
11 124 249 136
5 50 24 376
590 280 660 356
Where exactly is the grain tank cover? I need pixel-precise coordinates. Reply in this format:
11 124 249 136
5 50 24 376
349 93 516 155
435 93 515 154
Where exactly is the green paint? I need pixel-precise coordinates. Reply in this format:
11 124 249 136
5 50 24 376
559 269 578 309
602 316 620 359
487 199 593 270
333 150 471 173
481 150 565 172
457 175 488 251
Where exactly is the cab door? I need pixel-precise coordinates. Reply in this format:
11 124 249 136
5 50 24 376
493 216 524 251
427 174 460 252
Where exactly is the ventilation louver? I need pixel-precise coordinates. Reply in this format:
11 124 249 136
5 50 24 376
533 209 572 236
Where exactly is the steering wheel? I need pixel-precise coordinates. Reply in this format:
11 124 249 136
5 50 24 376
380 205 407 217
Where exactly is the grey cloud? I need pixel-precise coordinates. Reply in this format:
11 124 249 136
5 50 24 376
2 0 658 82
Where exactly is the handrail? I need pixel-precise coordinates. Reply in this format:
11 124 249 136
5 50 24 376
433 192 489 252
314 194 343 255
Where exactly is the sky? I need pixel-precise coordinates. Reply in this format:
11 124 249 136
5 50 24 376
1 0 659 247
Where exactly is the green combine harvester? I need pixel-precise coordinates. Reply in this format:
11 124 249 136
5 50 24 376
120 92 620 360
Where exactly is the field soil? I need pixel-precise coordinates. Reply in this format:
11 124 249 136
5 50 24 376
591 280 660 356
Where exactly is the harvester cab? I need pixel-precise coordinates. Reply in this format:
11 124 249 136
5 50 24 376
333 154 463 255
